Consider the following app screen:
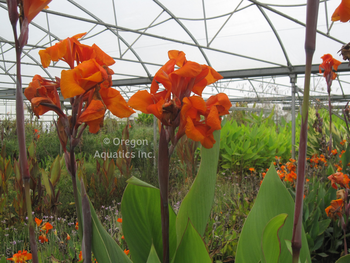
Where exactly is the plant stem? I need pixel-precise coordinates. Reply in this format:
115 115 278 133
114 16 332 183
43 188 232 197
158 126 170 263
291 1 319 262
12 21 39 263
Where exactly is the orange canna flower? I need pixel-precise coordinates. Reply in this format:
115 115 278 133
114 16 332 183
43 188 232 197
28 35 135 133
41 222 53 233
7 250 32 262
75 222 79 230
249 168 255 172
24 75 64 118
34 217 42 227
332 0 350 22
319 54 342 81
38 233 48 243
124 249 130 255
23 0 52 23
128 50 230 148
66 233 71 241
121 235 125 239
117 218 123 223
79 251 83 261
340 139 347 145
328 172 350 189
60 59 113 99
325 199 344 220
39 33 115 69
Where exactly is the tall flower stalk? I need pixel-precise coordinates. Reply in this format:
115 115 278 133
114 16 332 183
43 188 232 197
24 33 135 260
291 1 319 262
128 50 231 262
6 1 51 262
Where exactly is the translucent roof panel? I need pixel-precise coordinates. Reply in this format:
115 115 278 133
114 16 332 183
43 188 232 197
0 0 350 112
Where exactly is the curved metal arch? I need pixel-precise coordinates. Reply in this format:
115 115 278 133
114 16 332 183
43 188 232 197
67 0 153 80
255 4 292 68
0 36 54 82
153 0 212 67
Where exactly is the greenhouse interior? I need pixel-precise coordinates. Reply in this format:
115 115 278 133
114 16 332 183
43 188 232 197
1 0 350 262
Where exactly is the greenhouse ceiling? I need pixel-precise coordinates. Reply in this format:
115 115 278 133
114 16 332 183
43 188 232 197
1 0 350 113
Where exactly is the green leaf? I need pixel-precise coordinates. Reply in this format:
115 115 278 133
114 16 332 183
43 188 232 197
121 179 177 263
318 219 331 235
261 213 288 263
235 164 311 263
335 254 350 263
0 256 6 263
76 176 131 263
41 169 53 198
176 130 220 243
28 141 35 158
171 220 211 263
146 245 162 263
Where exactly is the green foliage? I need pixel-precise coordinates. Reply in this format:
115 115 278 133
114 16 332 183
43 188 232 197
302 176 334 258
121 177 177 263
176 130 220 242
135 113 154 126
220 118 291 174
76 175 132 263
261 213 288 263
235 164 311 263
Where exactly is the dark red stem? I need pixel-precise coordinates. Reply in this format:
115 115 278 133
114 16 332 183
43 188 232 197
158 126 170 263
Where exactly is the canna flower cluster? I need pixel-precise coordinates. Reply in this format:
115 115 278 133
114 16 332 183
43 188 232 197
25 33 135 134
128 50 231 149
325 198 344 220
34 217 53 243
7 250 32 263
328 172 350 190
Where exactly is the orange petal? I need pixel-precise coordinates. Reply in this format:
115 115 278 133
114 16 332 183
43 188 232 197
128 90 154 113
168 50 187 67
181 96 206 121
151 59 177 93
100 87 135 118
146 98 164 120
206 106 221 132
172 61 202 78
61 59 105 99
23 0 52 23
192 66 223 96
332 0 350 22
79 100 106 123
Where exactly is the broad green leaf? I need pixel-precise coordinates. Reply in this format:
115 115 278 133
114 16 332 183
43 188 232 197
76 176 131 263
41 170 53 198
0 256 6 263
146 244 162 263
235 164 311 263
28 141 35 158
318 219 331 235
171 220 211 263
261 213 288 263
335 254 350 263
176 130 220 244
121 178 177 263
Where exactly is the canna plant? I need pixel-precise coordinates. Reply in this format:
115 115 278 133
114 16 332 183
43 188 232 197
6 0 52 260
23 33 135 261
125 50 232 263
